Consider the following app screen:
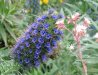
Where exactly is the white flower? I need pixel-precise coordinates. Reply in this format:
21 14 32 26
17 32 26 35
75 25 87 33
93 33 98 38
69 44 74 50
55 19 64 25
73 25 87 42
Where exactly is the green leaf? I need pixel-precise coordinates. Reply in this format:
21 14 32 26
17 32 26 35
34 69 38 75
0 23 7 46
4 22 16 41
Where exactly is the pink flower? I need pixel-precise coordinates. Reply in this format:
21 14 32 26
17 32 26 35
72 12 80 21
68 19 73 24
56 20 66 29
83 18 90 27
73 25 87 42
67 12 80 24
75 25 86 32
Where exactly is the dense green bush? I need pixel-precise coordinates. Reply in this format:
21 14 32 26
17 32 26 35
0 0 26 47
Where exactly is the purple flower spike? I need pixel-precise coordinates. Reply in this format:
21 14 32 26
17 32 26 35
19 60 23 64
32 30 38 35
46 47 52 53
32 23 38 29
24 58 30 64
34 60 40 67
59 30 63 35
37 17 43 22
17 54 21 59
46 34 52 39
14 43 20 50
43 23 50 29
53 28 59 34
16 50 21 54
25 42 30 47
29 49 32 54
42 15 47 19
52 15 58 20
34 53 39 59
20 45 24 50
42 55 47 62
38 37 44 43
36 43 41 49
45 42 51 48
13 9 63 68
40 30 47 36
32 36 37 43
52 40 57 46
56 36 61 41
20 38 25 43
35 49 41 55
25 34 30 40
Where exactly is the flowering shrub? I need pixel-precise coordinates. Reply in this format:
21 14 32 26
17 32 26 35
12 9 64 68
65 12 91 75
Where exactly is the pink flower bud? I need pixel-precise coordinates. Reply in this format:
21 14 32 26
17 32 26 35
72 12 80 21
83 18 90 27
67 12 80 24
67 19 73 24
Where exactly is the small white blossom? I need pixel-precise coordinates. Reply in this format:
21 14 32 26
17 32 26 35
55 19 64 25
74 25 87 33
73 24 87 42
69 44 74 50
93 33 98 38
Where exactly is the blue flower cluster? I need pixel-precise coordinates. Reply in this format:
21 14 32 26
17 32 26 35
13 9 63 68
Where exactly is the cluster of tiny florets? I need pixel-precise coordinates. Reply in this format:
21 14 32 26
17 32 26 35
13 9 63 68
